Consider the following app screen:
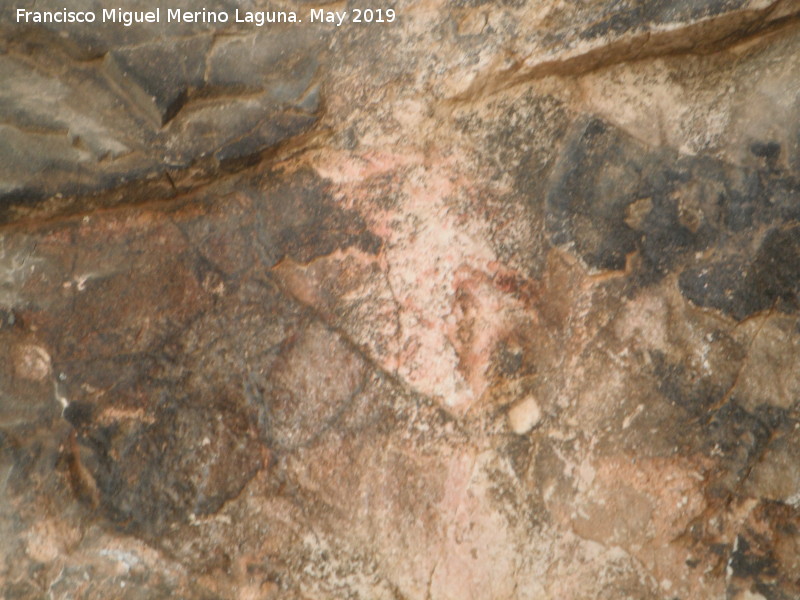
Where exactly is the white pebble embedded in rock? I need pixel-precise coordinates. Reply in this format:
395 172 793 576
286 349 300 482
508 396 541 435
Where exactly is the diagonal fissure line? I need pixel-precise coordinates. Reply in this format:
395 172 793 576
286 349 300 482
447 1 800 105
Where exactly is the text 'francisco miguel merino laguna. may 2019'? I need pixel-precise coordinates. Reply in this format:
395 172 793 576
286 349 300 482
14 7 397 26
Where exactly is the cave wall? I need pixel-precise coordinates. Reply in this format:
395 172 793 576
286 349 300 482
2 2 800 598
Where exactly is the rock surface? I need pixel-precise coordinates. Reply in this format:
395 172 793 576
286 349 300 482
2 1 800 599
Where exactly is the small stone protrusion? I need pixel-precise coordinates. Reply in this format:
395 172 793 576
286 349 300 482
507 396 542 435
13 344 52 381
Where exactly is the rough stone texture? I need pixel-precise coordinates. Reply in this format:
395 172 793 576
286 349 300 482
2 1 800 599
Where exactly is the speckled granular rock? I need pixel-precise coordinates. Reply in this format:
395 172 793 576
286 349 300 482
2 1 800 599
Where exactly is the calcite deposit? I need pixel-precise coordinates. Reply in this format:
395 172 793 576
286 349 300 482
2 1 800 598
